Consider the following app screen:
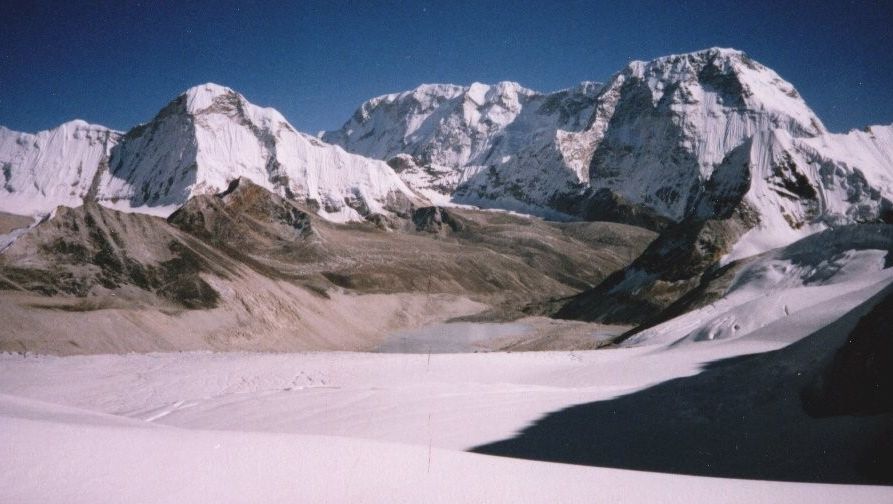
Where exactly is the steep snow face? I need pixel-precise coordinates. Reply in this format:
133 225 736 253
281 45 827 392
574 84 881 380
721 123 893 262
101 83 422 222
0 84 421 223
586 48 893 261
588 48 825 221
324 81 603 212
0 121 119 215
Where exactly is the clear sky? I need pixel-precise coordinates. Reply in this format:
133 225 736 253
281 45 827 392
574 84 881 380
2 0 891 134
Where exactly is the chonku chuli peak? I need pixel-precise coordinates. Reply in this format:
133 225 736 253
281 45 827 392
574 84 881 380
1 83 426 222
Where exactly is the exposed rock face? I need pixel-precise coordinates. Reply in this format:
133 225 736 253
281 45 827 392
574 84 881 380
0 204 223 308
410 207 464 234
560 188 673 232
554 209 755 323
1 181 656 326
554 136 760 323
169 178 316 248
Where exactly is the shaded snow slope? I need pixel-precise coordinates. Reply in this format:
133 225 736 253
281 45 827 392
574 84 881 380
2 337 893 500
475 282 893 484
4 394 885 504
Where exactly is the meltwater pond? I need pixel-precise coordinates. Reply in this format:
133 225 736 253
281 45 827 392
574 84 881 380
377 322 533 353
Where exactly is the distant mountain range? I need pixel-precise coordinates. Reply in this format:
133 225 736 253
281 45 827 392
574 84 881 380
2 47 892 332
324 48 893 260
3 48 891 263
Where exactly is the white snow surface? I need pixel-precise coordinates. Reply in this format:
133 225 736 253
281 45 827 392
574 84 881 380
4 393 886 504
2 339 890 503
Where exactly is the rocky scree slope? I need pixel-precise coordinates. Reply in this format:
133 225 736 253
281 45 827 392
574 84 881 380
0 180 655 340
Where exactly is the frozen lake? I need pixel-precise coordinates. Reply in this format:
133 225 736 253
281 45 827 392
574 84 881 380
377 321 532 353
377 320 620 353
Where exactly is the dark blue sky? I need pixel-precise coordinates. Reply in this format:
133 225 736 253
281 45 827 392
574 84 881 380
2 0 891 134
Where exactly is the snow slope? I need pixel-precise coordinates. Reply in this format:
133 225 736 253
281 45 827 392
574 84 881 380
0 121 119 215
626 224 893 347
5 394 886 504
588 48 824 221
101 83 423 222
2 339 891 502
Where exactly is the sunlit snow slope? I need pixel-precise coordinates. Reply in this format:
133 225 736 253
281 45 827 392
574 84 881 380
625 224 893 347
0 121 119 215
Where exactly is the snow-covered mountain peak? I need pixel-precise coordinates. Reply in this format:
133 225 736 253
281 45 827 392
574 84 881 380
326 48 891 262
53 118 95 130
181 82 240 114
618 47 823 136
16 119 117 138
364 83 465 113
582 47 834 223
323 79 601 175
97 83 423 221
465 81 537 105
